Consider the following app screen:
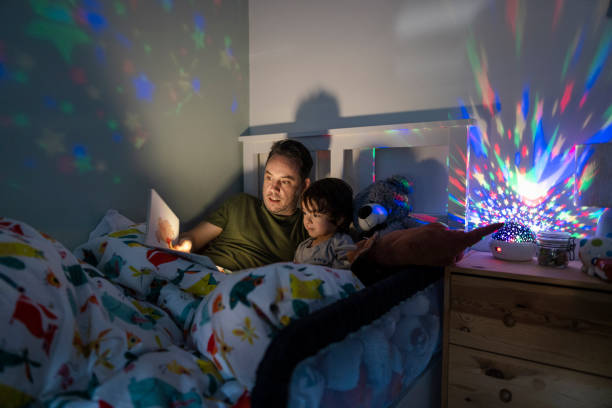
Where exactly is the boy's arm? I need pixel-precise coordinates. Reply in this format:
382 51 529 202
175 221 222 252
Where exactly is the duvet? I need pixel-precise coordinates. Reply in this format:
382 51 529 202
0 216 363 407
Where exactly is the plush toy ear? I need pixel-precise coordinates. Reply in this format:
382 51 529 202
357 203 388 232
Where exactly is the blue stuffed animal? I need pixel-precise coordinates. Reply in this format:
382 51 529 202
352 175 422 239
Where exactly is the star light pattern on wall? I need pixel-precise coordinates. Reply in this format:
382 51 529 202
463 1 611 238
0 0 242 182
36 128 67 156
164 53 203 115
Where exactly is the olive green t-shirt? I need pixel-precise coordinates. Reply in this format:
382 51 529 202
201 193 308 271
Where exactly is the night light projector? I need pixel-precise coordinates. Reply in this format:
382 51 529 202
489 222 537 261
357 203 388 232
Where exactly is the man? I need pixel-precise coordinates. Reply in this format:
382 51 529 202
176 138 502 276
175 139 312 271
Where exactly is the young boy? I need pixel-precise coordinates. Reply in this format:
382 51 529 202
294 178 356 269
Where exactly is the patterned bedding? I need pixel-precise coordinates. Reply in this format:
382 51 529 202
0 216 363 407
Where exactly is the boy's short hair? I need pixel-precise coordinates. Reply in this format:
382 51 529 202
267 139 313 182
302 178 353 232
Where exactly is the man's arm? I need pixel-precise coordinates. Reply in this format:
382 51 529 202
175 221 222 253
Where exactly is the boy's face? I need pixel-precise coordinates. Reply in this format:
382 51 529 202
302 202 340 241
262 154 310 216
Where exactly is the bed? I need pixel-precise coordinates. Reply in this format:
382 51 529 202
0 118 474 408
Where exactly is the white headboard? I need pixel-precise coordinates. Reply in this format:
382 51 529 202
239 119 475 229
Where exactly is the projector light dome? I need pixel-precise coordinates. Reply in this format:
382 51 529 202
489 222 536 261
491 222 536 243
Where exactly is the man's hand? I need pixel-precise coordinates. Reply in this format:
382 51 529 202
173 237 193 253
367 222 504 267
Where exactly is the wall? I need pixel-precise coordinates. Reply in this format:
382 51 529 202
0 0 249 248
249 0 612 235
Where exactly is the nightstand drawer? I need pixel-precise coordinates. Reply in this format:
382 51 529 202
448 344 612 408
449 274 612 377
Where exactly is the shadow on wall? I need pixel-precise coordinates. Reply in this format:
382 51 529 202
244 88 482 137
290 90 340 138
289 91 336 179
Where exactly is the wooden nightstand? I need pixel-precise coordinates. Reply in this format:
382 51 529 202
442 250 612 408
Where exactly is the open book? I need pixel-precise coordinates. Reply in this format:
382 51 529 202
144 188 216 266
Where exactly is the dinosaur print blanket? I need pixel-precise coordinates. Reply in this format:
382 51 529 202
0 217 363 407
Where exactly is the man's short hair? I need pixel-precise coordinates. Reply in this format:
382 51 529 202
302 178 354 232
267 139 313 182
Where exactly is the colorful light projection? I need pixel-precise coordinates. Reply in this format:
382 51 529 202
164 53 204 115
575 143 612 238
1 0 242 183
464 4 611 238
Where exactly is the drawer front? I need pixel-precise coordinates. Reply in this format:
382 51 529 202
448 344 612 408
449 274 612 377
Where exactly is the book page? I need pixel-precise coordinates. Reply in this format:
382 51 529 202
145 188 180 249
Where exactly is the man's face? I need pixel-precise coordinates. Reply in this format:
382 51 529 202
262 154 309 216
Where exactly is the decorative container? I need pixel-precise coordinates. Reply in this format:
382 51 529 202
536 231 575 268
